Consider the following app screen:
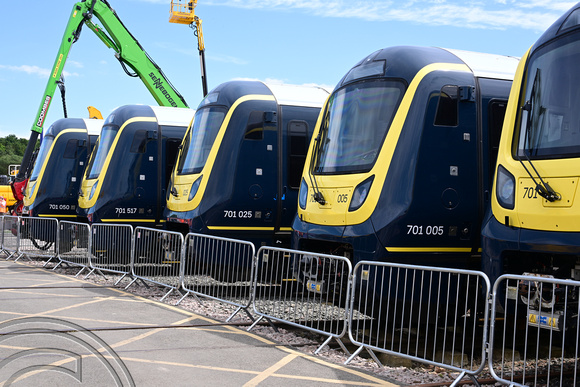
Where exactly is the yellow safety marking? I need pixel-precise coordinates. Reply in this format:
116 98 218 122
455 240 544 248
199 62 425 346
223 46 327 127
0 289 85 298
244 353 298 386
27 297 114 317
385 247 473 253
0 262 392 386
38 214 77 218
115 356 387 386
276 346 396 386
101 219 157 223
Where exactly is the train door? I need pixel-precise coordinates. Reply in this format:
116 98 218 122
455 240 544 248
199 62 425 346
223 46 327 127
412 78 479 251
128 124 158 221
234 109 279 241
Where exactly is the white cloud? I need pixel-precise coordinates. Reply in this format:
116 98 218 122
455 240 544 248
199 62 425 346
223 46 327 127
0 65 80 78
231 76 334 91
201 0 575 31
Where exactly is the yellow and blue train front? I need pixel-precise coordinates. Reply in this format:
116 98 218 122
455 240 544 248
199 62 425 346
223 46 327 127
482 5 580 285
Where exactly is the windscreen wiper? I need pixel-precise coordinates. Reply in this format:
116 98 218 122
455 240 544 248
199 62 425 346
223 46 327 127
308 109 330 205
308 133 326 204
517 69 560 202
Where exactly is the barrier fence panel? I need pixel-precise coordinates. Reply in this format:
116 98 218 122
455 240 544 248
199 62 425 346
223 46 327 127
179 233 255 321
18 216 58 265
89 223 133 278
0 215 19 259
348 261 490 385
251 247 352 354
489 274 580 386
128 227 184 301
56 221 91 276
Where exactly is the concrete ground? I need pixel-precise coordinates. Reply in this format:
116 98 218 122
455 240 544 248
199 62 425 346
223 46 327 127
0 259 401 386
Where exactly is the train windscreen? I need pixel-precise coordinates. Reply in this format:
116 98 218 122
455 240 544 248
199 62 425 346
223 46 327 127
314 79 405 174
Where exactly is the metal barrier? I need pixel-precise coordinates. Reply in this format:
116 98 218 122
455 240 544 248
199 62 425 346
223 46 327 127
347 261 490 386
0 215 19 260
250 247 352 354
178 233 255 321
88 223 133 280
18 216 58 265
489 274 580 386
9 215 580 386
55 220 91 276
127 227 184 301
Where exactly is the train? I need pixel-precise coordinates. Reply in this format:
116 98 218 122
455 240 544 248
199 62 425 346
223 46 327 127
77 105 195 227
481 3 580 318
164 80 329 248
23 118 102 219
291 46 518 303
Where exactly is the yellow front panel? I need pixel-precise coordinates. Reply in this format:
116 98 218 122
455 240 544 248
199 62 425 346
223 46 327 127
302 179 353 225
516 175 580 231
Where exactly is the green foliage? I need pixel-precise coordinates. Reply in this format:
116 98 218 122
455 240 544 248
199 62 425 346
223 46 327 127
0 135 37 177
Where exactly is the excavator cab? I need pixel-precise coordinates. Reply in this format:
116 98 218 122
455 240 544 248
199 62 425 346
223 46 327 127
169 0 196 24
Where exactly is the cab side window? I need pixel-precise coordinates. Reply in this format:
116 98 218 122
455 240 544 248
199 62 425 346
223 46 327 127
434 85 459 127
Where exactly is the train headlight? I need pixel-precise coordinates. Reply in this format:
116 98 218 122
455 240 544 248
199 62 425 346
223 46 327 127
89 182 98 201
496 165 515 210
349 176 374 212
299 178 308 210
188 175 202 201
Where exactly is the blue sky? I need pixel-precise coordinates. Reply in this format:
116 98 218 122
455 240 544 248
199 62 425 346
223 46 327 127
0 0 576 138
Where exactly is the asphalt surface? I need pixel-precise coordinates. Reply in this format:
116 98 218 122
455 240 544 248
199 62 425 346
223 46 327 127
0 259 400 386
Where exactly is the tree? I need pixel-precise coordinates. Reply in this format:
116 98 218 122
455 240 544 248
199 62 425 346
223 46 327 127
0 136 37 177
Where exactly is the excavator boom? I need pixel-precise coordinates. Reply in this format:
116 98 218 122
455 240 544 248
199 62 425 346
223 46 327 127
14 0 189 210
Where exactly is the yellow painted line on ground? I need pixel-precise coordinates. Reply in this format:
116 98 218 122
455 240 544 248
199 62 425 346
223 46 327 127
115 356 386 386
244 353 298 386
276 346 397 386
0 261 395 386
33 296 115 317
0 289 86 298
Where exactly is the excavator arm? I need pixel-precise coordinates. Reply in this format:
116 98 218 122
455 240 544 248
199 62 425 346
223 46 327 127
15 0 189 202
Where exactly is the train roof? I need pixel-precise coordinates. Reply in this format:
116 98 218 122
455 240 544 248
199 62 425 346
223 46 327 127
531 3 580 53
150 106 195 127
337 46 518 89
264 83 330 108
442 48 519 80
82 118 104 136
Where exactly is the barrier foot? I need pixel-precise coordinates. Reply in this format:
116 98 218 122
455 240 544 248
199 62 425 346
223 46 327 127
247 315 264 332
176 292 189 305
344 346 365 365
13 253 26 262
365 347 382 368
124 277 139 290
449 372 479 387
52 260 63 271
83 268 97 280
5 251 16 260
160 287 175 302
315 337 352 358
176 291 202 306
225 306 255 324
314 336 334 355
74 266 87 277
114 273 128 286
42 256 57 267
